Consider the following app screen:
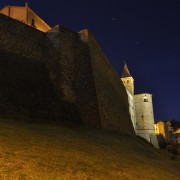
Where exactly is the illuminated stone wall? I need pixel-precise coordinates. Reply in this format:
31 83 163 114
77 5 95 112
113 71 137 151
134 94 155 130
134 93 159 148
126 90 136 130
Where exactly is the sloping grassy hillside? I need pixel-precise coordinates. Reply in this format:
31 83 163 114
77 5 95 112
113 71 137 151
0 118 180 180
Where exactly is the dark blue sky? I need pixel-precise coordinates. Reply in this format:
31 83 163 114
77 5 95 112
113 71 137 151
1 0 180 121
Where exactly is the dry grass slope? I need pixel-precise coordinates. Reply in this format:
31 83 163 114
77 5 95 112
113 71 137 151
0 118 180 180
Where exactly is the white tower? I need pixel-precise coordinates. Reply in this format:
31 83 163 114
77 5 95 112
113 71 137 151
134 93 159 148
121 63 136 129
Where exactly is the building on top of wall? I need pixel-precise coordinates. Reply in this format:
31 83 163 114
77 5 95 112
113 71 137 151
0 2 51 32
121 63 159 148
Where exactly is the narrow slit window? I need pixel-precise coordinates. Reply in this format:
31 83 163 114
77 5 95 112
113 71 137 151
31 19 35 27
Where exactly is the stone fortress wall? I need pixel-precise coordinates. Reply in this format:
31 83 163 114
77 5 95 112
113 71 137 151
0 13 62 120
0 13 135 134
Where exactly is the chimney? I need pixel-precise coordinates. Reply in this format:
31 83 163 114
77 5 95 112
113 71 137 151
25 2 29 7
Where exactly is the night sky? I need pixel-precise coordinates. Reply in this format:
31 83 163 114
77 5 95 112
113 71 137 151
1 0 180 121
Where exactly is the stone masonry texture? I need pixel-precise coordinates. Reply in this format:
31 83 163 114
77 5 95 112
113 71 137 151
0 13 134 134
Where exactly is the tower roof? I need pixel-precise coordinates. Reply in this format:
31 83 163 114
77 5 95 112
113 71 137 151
122 63 131 78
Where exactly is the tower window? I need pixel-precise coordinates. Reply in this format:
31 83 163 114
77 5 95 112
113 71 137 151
143 98 148 102
127 80 129 83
